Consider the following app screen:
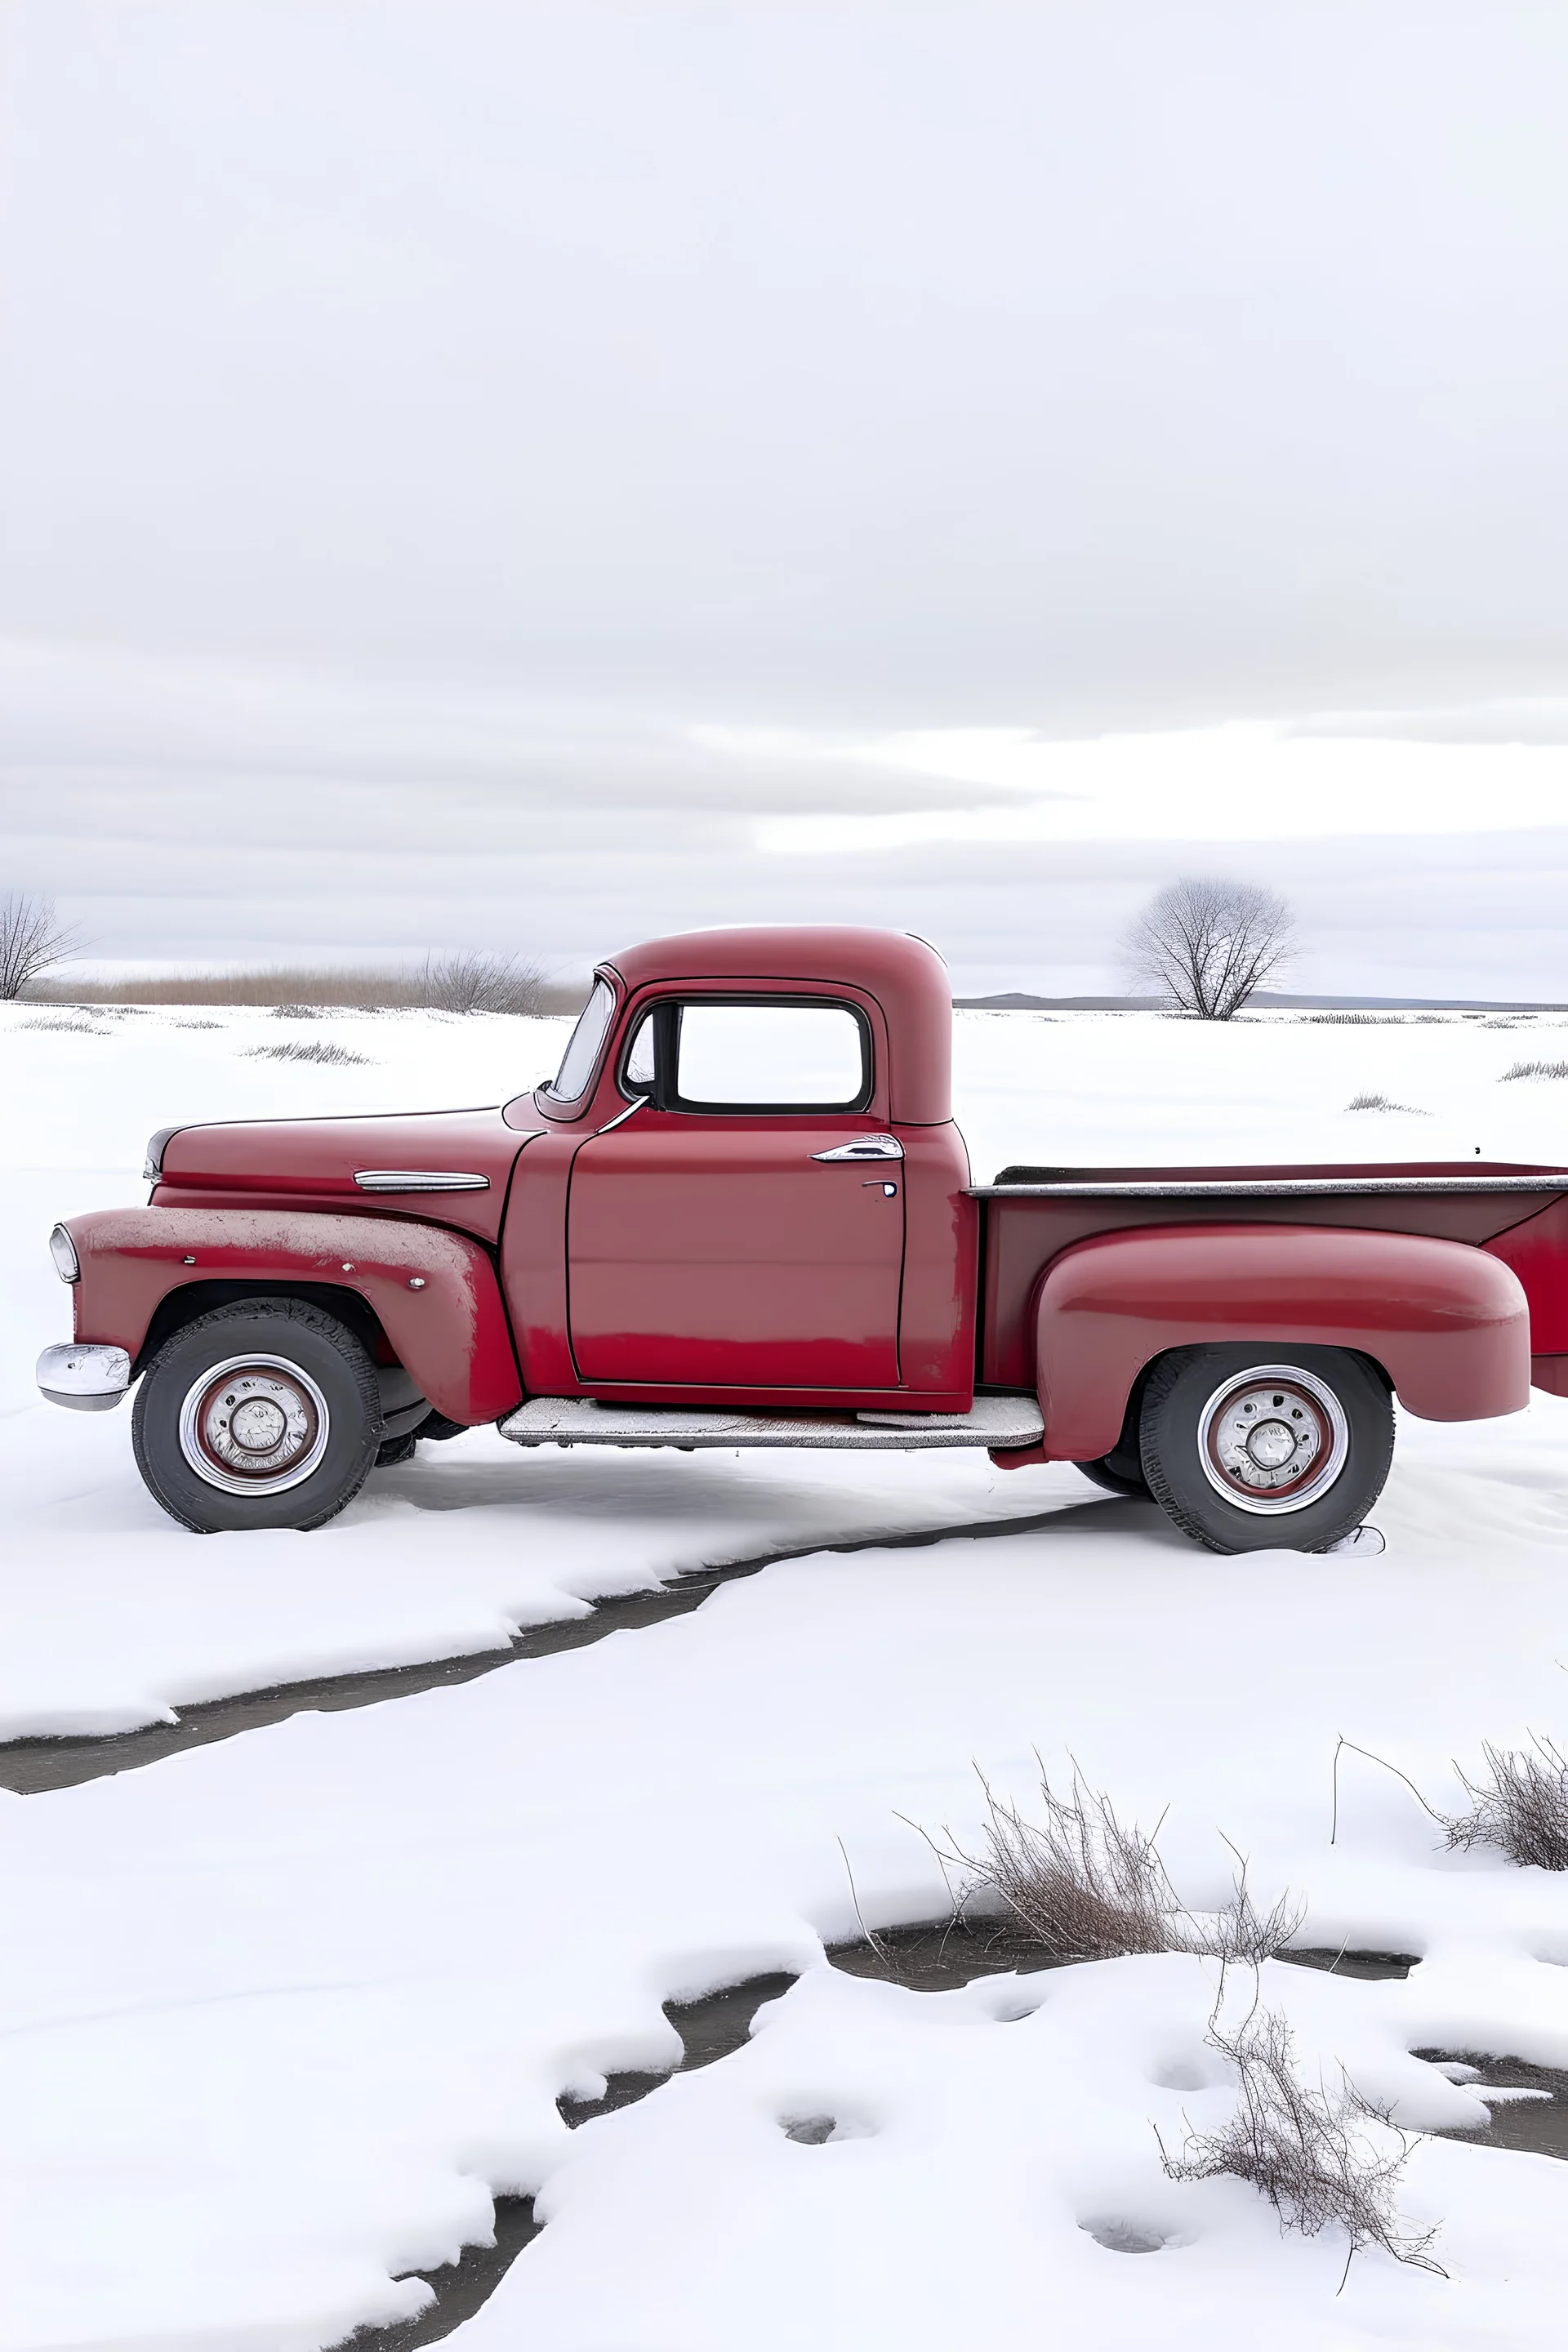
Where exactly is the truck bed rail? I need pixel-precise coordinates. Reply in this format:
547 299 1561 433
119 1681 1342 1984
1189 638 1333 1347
970 1174 1568 1198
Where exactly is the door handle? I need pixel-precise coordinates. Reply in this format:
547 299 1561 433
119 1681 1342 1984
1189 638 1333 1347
810 1134 903 1162
863 1179 898 1196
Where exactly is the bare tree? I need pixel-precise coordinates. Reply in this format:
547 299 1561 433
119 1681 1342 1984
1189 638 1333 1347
419 950 549 1016
0 893 81 1000
1122 876 1295 1019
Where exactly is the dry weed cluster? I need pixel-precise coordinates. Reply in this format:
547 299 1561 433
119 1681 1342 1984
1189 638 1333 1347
1445 1737 1568 1870
1160 1987 1443 2278
242 1040 372 1067
915 1765 1301 1965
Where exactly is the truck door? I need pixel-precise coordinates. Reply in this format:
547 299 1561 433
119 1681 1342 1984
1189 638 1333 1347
567 996 905 1390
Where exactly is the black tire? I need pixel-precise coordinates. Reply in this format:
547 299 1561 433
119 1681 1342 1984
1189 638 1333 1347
1138 1343 1393 1554
1076 1373 1152 1499
412 1408 467 1442
1077 1451 1151 1499
131 1298 381 1533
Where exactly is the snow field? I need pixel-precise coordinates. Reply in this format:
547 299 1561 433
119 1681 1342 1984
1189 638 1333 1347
2 1001 1568 2347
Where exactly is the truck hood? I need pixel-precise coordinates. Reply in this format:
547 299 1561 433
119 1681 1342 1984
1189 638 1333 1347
149 1105 539 1246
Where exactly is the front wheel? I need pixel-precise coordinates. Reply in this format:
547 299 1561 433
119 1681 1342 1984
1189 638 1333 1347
1138 1345 1393 1554
131 1299 381 1532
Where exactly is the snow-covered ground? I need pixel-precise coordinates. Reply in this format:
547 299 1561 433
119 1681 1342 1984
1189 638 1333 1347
3 1000 1568 2349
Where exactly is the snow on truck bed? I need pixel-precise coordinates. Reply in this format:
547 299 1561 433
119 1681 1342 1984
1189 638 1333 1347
2 1002 1568 2350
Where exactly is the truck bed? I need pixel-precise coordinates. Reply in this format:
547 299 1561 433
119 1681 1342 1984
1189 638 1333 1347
970 1160 1568 1390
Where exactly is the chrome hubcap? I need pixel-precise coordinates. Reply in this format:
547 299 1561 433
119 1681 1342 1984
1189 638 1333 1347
1197 1365 1348 1516
179 1355 331 1496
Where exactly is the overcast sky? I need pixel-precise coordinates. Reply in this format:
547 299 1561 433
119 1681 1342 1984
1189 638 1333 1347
2 2 1567 996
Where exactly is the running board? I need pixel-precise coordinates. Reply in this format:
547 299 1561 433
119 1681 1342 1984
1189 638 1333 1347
497 1395 1045 1452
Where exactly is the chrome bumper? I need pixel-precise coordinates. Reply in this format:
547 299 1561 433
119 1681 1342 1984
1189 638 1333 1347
37 1342 131 1412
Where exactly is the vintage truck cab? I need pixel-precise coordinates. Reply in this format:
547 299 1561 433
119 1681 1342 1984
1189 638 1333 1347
36 926 1566 1552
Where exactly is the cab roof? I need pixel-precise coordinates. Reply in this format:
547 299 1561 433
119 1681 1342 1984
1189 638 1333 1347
600 925 953 1125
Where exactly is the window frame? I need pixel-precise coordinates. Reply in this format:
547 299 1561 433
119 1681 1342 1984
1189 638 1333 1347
617 994 875 1117
540 974 618 1111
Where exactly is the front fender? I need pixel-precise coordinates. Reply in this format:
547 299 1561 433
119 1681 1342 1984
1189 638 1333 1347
63 1207 522 1426
1031 1222 1529 1463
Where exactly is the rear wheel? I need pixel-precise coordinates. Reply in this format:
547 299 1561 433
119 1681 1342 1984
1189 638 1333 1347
1138 1344 1393 1553
131 1299 381 1533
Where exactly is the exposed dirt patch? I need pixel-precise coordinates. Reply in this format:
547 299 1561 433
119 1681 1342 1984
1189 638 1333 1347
1275 1947 1420 1982
826 1916 1065 1990
1417 2050 1568 2162
0 1499 1110 1794
339 2196 543 2350
340 1969 800 2349
829 1922 1420 1992
558 1970 800 2128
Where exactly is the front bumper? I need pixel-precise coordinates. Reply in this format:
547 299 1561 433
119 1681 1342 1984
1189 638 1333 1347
37 1343 131 1412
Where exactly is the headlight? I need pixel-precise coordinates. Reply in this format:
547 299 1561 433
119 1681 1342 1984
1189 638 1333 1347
49 1223 80 1284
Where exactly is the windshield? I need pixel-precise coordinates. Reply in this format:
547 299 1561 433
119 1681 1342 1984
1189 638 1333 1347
546 977 615 1102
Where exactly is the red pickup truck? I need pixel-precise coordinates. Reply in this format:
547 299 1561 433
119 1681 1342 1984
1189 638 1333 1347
37 928 1568 1552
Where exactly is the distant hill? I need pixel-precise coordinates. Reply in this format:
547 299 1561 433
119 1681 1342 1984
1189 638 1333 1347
954 991 1568 1013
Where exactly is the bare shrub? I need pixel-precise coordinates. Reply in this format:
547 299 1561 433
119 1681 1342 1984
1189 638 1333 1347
30 964 586 1013
911 1765 1300 1965
242 1040 372 1067
1 892 81 1000
1346 1091 1428 1114
419 951 547 1016
1121 877 1295 1021
1501 1059 1568 1082
1160 1984 1442 2276
1445 1737 1568 1870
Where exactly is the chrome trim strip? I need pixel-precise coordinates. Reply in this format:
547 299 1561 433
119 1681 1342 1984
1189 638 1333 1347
595 1096 648 1138
353 1169 490 1192
969 1175 1568 1198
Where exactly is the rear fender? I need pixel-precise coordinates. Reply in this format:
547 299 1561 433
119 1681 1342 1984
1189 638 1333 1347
1022 1222 1529 1463
63 1207 522 1426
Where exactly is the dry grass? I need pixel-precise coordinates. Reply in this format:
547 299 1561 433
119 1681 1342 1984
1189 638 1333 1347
1160 1984 1442 2277
1445 1737 1568 1870
1346 1090 1428 1113
242 1040 372 1067
29 962 586 1013
16 1016 107 1036
911 1765 1301 1966
1334 1733 1568 1872
1500 1059 1568 1082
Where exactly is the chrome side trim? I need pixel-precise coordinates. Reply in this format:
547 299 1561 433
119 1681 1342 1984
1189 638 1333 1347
595 1096 648 1138
969 1175 1568 1198
353 1169 490 1192
37 1342 131 1412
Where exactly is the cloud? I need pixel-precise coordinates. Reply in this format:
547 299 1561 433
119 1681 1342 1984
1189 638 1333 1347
5 638 1568 1000
3 6 1568 998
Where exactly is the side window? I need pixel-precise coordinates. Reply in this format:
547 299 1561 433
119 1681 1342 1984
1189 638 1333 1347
673 1001 868 1111
624 1011 658 1092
